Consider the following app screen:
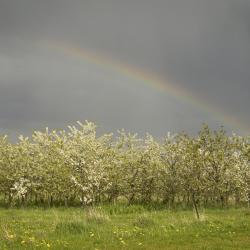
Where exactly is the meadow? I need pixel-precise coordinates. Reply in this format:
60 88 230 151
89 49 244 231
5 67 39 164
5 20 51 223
0 205 250 250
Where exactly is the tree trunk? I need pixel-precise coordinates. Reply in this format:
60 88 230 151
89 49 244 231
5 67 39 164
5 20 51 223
192 193 200 220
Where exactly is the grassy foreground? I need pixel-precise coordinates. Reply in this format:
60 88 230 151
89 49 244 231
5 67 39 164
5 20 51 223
0 206 249 250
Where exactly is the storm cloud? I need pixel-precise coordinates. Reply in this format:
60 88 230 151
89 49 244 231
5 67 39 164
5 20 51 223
0 0 249 138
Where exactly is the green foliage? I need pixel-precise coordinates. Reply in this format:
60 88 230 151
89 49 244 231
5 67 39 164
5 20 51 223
55 221 89 234
85 208 110 224
133 214 156 227
0 207 249 249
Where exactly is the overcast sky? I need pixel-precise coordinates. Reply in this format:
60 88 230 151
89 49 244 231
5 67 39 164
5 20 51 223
0 0 249 139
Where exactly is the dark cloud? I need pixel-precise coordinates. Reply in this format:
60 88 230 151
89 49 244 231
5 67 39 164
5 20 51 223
0 0 249 138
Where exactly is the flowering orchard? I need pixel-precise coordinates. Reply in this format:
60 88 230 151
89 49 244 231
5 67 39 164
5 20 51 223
0 122 249 212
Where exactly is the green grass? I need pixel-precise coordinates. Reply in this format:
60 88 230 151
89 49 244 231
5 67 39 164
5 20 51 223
0 205 249 249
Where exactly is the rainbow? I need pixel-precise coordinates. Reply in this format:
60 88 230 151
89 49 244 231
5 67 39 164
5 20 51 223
40 40 249 133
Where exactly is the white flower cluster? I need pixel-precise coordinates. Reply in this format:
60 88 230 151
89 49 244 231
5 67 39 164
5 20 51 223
0 123 249 207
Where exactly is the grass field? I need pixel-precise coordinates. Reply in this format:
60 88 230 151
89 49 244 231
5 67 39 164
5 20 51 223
0 205 249 250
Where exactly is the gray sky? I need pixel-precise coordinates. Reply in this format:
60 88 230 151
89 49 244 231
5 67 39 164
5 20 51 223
0 0 249 139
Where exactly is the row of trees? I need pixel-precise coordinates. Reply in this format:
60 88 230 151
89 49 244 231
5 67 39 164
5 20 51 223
0 122 249 215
